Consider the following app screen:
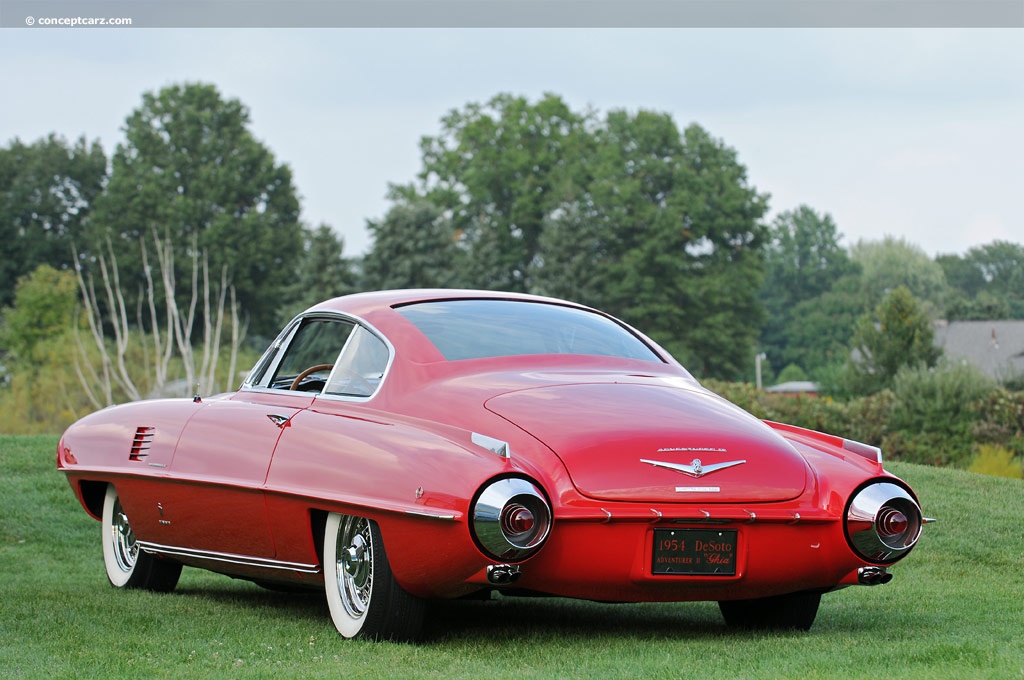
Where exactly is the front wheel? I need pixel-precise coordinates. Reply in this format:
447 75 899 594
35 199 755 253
718 591 822 631
101 485 181 592
323 513 424 641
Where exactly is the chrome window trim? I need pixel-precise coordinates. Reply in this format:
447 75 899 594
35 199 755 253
243 318 302 388
240 311 395 403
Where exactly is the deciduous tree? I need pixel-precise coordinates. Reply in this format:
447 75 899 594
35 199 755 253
88 83 302 336
0 135 106 307
418 93 593 291
844 286 940 395
759 205 856 374
362 190 466 291
850 236 948 314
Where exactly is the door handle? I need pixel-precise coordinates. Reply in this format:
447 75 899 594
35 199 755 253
267 414 292 428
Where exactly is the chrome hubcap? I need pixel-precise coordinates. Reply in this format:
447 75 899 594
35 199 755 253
335 516 373 618
111 499 138 573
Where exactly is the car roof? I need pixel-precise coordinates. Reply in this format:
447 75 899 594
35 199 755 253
305 288 592 318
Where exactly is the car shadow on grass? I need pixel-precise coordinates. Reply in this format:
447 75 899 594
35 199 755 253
170 577 885 643
171 578 732 642
423 593 730 642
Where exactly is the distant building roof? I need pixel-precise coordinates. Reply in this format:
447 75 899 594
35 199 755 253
765 381 819 394
933 320 1024 382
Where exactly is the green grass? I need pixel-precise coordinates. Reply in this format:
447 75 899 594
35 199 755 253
2 434 1022 679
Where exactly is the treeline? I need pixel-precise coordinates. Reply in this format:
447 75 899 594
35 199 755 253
1 84 1022 472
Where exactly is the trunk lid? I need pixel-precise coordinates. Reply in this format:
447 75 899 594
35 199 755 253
485 382 810 503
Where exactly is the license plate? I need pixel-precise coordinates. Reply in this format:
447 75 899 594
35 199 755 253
652 529 737 575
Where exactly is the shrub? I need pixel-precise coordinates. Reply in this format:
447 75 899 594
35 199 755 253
971 388 1024 458
885 361 995 466
969 444 1024 479
775 363 808 384
841 390 895 447
699 376 1024 471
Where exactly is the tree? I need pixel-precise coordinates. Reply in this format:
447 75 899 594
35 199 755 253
531 111 769 378
843 286 940 395
0 135 106 308
936 252 986 299
418 93 593 291
958 241 1023 318
376 95 769 379
850 237 948 313
73 234 246 406
0 264 79 367
0 265 96 432
529 198 617 306
937 241 1024 320
278 224 358 325
581 116 769 379
759 205 856 373
783 271 868 378
87 83 302 336
361 190 466 290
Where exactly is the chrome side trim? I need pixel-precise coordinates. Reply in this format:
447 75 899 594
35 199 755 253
472 432 511 459
403 510 457 521
137 541 320 574
843 438 883 465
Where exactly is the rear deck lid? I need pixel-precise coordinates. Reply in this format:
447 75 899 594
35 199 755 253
486 382 810 503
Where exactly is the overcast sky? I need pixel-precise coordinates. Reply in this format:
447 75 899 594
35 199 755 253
2 27 1021 257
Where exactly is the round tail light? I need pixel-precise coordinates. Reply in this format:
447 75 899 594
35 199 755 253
845 482 923 564
471 478 551 561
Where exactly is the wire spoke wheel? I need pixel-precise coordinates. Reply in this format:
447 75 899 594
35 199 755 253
323 512 425 641
337 515 374 620
110 497 139 573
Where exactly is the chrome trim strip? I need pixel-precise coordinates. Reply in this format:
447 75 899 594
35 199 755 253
472 432 511 459
137 541 320 574
843 438 883 465
403 510 457 521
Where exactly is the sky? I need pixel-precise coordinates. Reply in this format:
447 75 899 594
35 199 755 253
2 26 1021 258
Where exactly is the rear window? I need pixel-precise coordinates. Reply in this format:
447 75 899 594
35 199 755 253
396 299 662 363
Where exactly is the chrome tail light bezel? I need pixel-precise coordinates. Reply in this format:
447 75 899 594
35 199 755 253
471 476 552 562
844 481 924 565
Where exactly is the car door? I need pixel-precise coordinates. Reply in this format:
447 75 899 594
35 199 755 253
160 315 358 560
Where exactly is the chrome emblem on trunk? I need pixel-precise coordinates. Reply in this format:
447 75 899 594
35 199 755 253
640 457 746 478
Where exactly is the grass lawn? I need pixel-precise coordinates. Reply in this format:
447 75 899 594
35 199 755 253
1 434 1021 679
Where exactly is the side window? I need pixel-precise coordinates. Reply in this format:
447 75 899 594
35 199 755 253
323 326 390 398
269 318 355 392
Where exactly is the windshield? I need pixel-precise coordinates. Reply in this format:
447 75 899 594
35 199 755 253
396 299 663 363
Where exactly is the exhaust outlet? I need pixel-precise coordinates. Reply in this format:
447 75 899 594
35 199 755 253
858 566 893 586
486 564 522 585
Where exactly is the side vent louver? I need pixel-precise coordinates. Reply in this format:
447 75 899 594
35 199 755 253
129 426 155 461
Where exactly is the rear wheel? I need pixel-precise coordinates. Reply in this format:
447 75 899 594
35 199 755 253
323 512 424 641
101 485 181 591
718 591 822 631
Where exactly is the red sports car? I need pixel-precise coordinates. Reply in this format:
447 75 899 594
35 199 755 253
58 289 927 640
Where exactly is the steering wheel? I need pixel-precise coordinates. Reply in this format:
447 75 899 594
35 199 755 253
289 364 335 391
